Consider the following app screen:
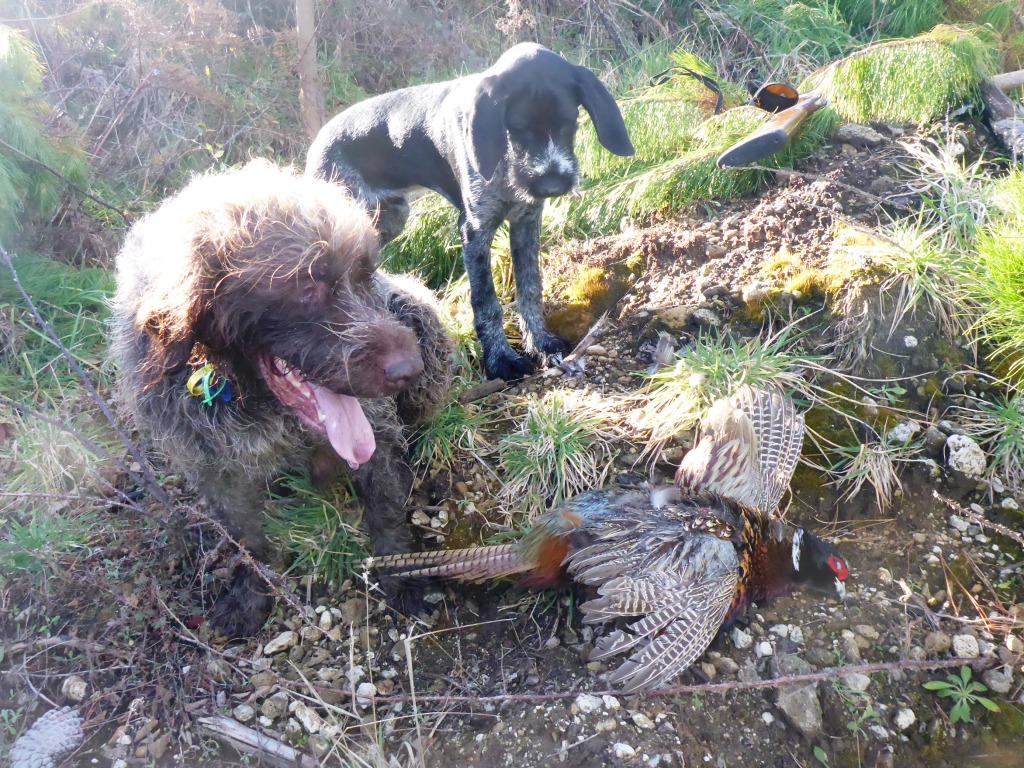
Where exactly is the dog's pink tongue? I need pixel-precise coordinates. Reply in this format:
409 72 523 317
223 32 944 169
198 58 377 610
311 386 376 470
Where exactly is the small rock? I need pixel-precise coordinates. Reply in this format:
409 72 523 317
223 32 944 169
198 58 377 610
318 611 333 631
877 567 893 586
700 662 717 680
602 695 621 711
1002 497 1020 511
909 646 927 661
355 682 377 708
948 515 970 533
741 283 770 305
924 427 947 456
299 626 321 644
840 634 863 663
263 630 297 655
61 675 88 703
1006 635 1023 654
575 693 603 715
261 692 289 721
834 123 886 147
946 434 987 477
738 660 761 683
953 634 980 659
612 742 637 761
887 420 920 444
982 668 1012 695
895 708 916 731
761 712 775 725
631 712 655 730
731 627 753 650
854 625 879 641
713 656 740 676
924 632 951 655
843 673 871 693
232 703 255 723
755 641 774 658
289 702 322 734
902 335 918 349
774 654 823 739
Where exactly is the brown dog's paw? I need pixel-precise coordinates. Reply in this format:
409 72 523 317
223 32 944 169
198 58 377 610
209 567 273 638
379 575 429 619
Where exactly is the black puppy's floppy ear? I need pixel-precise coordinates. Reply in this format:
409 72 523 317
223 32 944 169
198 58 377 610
574 66 634 157
466 75 508 181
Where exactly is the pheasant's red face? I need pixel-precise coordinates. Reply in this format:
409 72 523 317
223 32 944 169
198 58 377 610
828 554 849 581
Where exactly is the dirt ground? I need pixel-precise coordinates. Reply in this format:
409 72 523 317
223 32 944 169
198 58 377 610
3 128 1023 768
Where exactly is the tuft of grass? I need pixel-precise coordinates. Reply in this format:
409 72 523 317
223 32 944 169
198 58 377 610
805 25 998 125
551 105 837 238
497 390 619 521
264 475 368 588
412 399 490 471
729 0 854 65
837 0 946 39
629 327 821 456
830 437 914 511
948 391 1024 493
0 506 94 588
379 195 463 289
958 171 1024 383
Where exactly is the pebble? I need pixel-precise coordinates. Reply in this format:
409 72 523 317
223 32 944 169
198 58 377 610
731 627 753 650
895 708 916 731
232 703 255 723
289 701 322 734
575 693 603 715
887 420 920 444
318 610 333 631
1002 497 1020 511
613 742 637 761
953 634 980 658
834 123 886 147
632 712 656 730
1006 635 1024 654
840 634 863 662
908 646 927 661
355 682 377 708
774 654 823 739
713 656 740 676
924 427 948 455
755 641 774 658
854 625 879 641
263 630 297 655
761 712 775 725
602 694 621 711
924 632 952 655
946 434 987 477
902 335 918 349
61 675 88 703
261 692 289 720
843 673 871 693
982 668 1013 695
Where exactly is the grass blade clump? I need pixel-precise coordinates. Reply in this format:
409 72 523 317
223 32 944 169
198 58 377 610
949 391 1024 493
805 25 998 124
552 105 838 238
837 0 946 39
379 194 462 289
730 0 854 65
264 475 367 587
412 399 490 471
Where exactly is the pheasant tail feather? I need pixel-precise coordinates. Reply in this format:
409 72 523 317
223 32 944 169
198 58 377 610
367 544 526 583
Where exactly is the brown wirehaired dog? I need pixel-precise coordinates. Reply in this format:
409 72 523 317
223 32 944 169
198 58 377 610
111 160 453 636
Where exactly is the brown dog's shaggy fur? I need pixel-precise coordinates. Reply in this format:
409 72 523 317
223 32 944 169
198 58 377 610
111 160 453 636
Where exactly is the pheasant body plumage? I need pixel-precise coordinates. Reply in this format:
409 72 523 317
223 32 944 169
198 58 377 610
370 386 849 692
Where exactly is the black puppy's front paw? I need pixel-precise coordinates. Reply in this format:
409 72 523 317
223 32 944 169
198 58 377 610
485 348 537 381
533 331 572 359
209 566 273 638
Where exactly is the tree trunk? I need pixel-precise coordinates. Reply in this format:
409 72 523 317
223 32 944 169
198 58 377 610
296 0 325 139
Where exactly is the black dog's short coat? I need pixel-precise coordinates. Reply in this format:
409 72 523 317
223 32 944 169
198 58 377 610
306 43 634 380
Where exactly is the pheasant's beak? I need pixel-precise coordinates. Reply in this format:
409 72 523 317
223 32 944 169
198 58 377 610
835 578 847 601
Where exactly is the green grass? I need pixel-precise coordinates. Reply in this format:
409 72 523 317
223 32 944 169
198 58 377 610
264 474 368 588
805 25 998 124
550 105 838 238
412 399 490 471
950 391 1024 493
630 326 823 456
837 0 946 39
730 0 854 65
379 195 463 289
497 390 619 521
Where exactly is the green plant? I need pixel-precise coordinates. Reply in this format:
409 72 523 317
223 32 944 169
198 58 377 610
0 26 88 244
813 745 830 766
0 509 93 582
412 400 490 471
831 438 914 512
837 0 946 39
379 195 463 289
264 475 368 587
497 390 619 521
949 391 1024 492
630 327 821 456
923 666 1000 724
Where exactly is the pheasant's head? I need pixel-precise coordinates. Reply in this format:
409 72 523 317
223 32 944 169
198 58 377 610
792 529 850 600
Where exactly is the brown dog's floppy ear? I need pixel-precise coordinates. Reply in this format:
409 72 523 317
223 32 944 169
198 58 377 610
574 66 635 157
135 282 200 379
466 75 508 181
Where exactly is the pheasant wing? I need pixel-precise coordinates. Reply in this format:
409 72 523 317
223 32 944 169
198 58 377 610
731 385 805 511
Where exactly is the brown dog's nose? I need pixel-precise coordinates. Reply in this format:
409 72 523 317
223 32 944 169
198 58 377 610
383 354 424 387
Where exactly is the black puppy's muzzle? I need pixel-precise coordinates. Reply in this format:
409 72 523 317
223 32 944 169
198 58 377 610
529 172 575 198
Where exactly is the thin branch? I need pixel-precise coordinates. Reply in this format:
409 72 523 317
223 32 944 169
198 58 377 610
0 137 128 221
314 656 977 705
934 491 1024 548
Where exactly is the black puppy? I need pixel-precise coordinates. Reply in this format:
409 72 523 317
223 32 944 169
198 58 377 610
306 43 635 381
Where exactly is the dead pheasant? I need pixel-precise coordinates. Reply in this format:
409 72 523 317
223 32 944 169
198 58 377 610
370 385 849 691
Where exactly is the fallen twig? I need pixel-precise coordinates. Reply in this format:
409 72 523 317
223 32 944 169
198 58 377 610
458 378 507 403
197 716 317 768
934 491 1024 549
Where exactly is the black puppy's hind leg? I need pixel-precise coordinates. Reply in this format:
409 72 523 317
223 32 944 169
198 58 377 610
461 215 535 381
195 468 276 638
509 205 570 360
